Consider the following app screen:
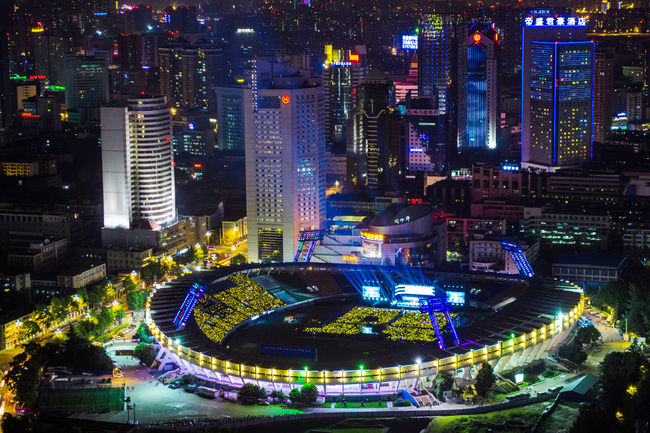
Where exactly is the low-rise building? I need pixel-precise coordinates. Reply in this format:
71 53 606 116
447 217 507 254
521 207 611 250
106 248 153 275
469 236 539 275
552 254 628 287
0 272 31 293
57 263 106 289
7 239 67 273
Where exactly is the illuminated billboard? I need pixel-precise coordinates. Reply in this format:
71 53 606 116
524 16 586 27
446 291 465 306
402 35 418 50
362 241 382 258
394 284 435 298
362 286 381 299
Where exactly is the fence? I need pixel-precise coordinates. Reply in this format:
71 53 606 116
153 392 558 431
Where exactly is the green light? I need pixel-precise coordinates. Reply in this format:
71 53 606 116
415 28 419 34
50 85 65 90
359 365 364 370
511 334 515 339
304 366 308 370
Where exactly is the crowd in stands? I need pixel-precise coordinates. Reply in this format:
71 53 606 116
383 312 450 342
304 307 400 335
303 307 454 343
145 414 294 428
194 274 285 343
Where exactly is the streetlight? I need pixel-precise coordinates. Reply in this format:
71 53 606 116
206 231 211 246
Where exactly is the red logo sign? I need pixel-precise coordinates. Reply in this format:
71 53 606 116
349 53 359 62
281 95 290 105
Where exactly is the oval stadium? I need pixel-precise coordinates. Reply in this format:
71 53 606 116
146 263 582 397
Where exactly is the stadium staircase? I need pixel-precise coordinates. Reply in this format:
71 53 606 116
501 241 534 277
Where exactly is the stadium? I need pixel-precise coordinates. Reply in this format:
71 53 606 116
146 263 582 398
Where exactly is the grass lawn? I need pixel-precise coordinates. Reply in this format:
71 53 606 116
40 386 125 412
425 407 541 433
332 401 388 409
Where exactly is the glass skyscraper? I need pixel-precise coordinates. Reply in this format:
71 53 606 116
418 12 467 168
466 29 498 149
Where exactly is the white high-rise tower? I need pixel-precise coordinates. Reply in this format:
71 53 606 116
101 96 175 229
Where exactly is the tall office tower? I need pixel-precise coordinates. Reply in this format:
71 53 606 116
159 45 223 115
33 33 74 87
182 47 223 114
614 89 642 122
594 49 614 143
0 3 12 128
394 53 419 104
467 28 499 149
163 6 198 33
158 47 184 112
64 53 109 111
521 13 592 171
215 85 252 152
405 96 446 174
101 97 175 229
347 69 397 191
116 34 158 69
245 64 326 263
419 12 467 167
322 44 367 145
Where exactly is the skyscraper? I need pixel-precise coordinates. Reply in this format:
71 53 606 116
245 62 326 263
101 96 175 229
594 49 614 143
215 85 252 152
64 53 109 111
322 45 367 145
521 13 592 171
419 11 467 164
466 27 498 149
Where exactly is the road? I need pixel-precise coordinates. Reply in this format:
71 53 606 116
208 240 248 265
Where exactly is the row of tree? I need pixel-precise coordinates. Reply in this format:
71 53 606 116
588 261 650 338
238 383 319 405
5 329 114 407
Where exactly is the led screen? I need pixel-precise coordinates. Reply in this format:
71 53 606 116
362 286 381 298
362 327 373 334
446 291 465 305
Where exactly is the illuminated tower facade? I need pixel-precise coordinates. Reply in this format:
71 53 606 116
101 97 175 229
466 28 498 149
522 14 593 170
419 12 467 168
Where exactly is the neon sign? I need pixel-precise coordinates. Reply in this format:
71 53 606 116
524 16 587 27
360 232 384 242
281 95 290 105
349 53 359 62
330 62 352 67
402 35 418 50
473 33 481 43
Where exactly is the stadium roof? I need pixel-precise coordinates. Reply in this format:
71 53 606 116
553 254 628 271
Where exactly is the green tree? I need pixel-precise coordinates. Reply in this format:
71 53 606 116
271 389 285 403
123 275 137 294
289 387 301 403
475 362 496 396
593 280 629 319
575 326 602 345
134 343 157 366
50 297 67 322
1 413 31 432
136 322 152 341
126 291 145 310
626 284 650 338
433 370 454 400
114 306 126 323
19 321 40 340
4 350 42 406
558 343 588 365
300 383 319 405
33 304 52 329
231 254 246 265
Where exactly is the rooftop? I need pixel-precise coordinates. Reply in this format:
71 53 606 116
553 254 628 270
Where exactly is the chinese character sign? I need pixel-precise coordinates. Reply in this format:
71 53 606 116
524 16 587 27
402 35 418 50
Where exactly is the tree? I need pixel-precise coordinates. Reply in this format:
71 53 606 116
136 322 152 341
19 321 40 340
134 343 157 366
33 304 52 329
289 387 301 403
270 389 285 403
593 280 629 319
113 306 126 323
558 342 588 365
300 383 319 405
475 362 496 396
123 275 137 294
433 370 454 400
126 291 145 311
575 326 602 345
231 254 246 265
1 413 31 433
4 350 42 406
626 284 650 338
50 297 67 322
